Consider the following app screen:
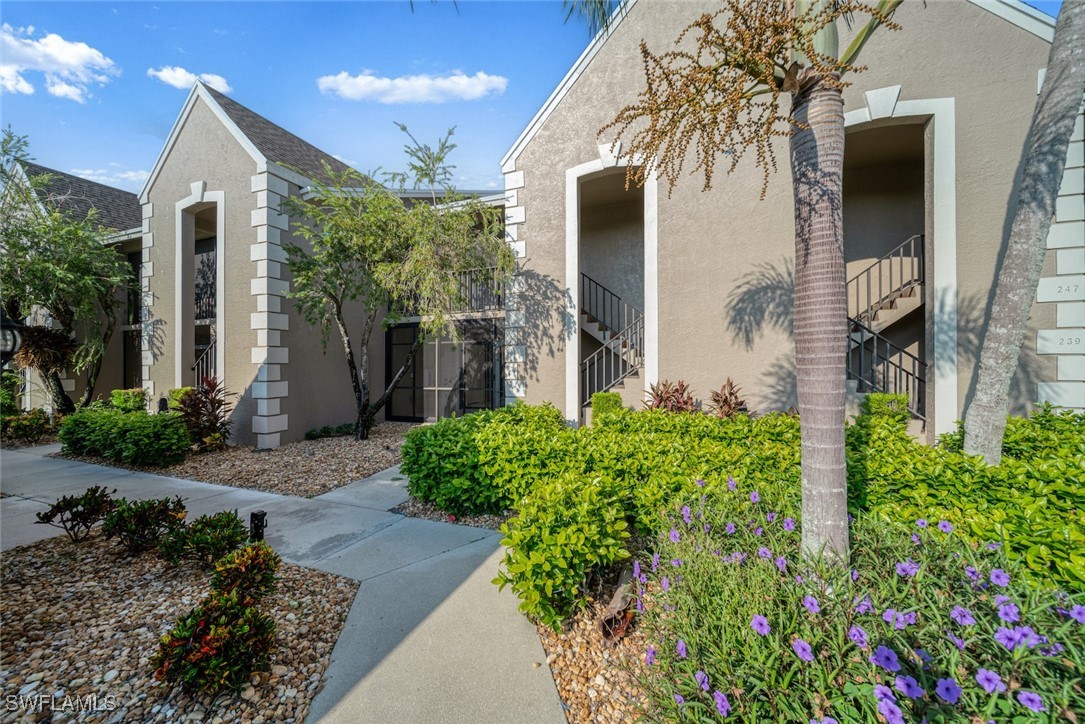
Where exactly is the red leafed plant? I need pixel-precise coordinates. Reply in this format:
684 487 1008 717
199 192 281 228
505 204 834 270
645 380 698 413
707 378 750 419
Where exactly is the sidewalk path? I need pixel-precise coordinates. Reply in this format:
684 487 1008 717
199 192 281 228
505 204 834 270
0 445 565 724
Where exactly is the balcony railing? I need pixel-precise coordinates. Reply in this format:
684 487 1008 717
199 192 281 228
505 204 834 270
195 293 215 321
450 266 504 313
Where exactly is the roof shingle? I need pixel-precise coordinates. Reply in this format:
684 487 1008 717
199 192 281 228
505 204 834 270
20 162 142 232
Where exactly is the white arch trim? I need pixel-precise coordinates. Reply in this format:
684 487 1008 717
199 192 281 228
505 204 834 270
845 88 958 436
175 182 226 389
564 153 658 423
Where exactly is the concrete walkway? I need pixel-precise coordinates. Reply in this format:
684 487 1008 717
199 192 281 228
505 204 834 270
0 444 565 724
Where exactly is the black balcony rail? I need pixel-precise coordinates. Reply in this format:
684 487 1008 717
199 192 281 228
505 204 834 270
192 339 216 384
451 266 504 313
846 318 927 420
580 315 644 404
194 293 216 321
581 273 643 341
847 235 924 327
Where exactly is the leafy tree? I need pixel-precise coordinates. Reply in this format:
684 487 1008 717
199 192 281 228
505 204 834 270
964 1 1085 465
282 126 513 440
0 129 134 413
570 0 904 561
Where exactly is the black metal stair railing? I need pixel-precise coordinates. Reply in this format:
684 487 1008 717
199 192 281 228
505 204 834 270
192 339 216 385
846 318 926 420
579 273 645 406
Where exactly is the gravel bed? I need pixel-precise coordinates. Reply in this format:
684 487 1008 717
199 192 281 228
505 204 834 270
0 532 358 723
390 497 512 530
538 592 648 723
53 422 416 498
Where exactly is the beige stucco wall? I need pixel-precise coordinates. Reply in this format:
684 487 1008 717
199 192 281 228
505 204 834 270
510 0 1055 425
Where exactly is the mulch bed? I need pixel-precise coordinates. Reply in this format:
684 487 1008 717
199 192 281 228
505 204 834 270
0 532 358 723
389 497 513 530
52 422 417 499
0 434 59 451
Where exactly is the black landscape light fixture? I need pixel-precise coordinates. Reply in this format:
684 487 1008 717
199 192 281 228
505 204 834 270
1 311 24 367
250 510 267 542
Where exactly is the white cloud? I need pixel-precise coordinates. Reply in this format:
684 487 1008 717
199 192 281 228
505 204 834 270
147 65 232 93
70 167 149 188
0 23 117 103
317 70 507 104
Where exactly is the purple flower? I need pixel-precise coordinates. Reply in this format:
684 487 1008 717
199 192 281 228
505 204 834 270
851 569 860 582
661 576 670 592
997 603 1020 623
946 632 967 650
775 556 788 573
883 609 907 630
895 559 919 577
645 646 656 665
987 541 1001 550
990 569 1010 587
895 675 924 700
1041 642 1065 657
1016 625 1042 649
783 517 796 531
695 670 709 691
750 491 760 503
732 551 747 564
714 690 731 717
681 506 692 525
995 627 1023 651
1017 691 1044 713
873 684 895 702
854 596 874 615
935 678 961 705
633 560 641 579
727 475 737 491
916 518 928 528
704 523 711 532
676 639 687 659
696 478 705 488
810 719 838 724
951 606 975 626
669 528 680 543
803 596 820 615
674 693 685 706
651 553 660 572
751 615 770 636
636 596 643 613
938 520 953 533
975 668 1006 694
758 547 772 559
914 648 931 663
870 646 901 672
965 565 980 581
848 625 868 648
794 575 804 584
1070 605 1085 624
766 512 776 522
877 698 904 724
753 527 764 537
792 638 814 662
911 534 921 545
725 522 736 535
671 558 683 568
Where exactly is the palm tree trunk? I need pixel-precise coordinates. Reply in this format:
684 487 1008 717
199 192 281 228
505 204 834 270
964 0 1085 465
790 73 849 562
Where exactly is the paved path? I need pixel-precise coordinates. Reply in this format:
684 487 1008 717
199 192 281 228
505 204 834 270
0 444 565 724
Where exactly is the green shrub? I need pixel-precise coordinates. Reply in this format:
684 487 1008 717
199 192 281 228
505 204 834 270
495 472 631 630
210 541 282 598
940 403 1085 462
0 370 22 416
2 408 50 444
304 422 356 440
58 409 190 466
35 486 117 542
590 391 623 419
102 496 187 553
167 387 194 411
151 586 277 694
474 403 570 506
858 392 911 423
160 510 249 568
110 387 148 413
635 492 1083 722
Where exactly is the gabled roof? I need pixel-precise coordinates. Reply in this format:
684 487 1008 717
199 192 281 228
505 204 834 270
202 85 356 186
20 161 141 232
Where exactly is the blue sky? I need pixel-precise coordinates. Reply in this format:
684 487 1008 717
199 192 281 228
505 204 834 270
0 1 1063 194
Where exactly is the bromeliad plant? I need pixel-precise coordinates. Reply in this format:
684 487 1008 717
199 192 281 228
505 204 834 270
632 481 1084 722
645 379 698 413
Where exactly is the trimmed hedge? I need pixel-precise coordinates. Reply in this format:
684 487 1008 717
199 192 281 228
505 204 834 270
110 387 149 413
59 409 190 466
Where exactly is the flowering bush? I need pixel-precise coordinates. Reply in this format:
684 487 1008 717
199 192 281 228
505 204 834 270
632 483 1084 722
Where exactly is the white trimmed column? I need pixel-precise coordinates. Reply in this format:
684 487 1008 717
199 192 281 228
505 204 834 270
250 172 291 447
503 169 528 405
140 201 156 398
1037 105 1085 410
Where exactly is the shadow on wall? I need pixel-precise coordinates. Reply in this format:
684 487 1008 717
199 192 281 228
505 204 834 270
937 289 1043 417
516 269 569 383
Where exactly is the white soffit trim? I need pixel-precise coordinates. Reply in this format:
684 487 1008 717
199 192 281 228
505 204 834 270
501 0 637 172
967 0 1056 42
139 82 266 203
